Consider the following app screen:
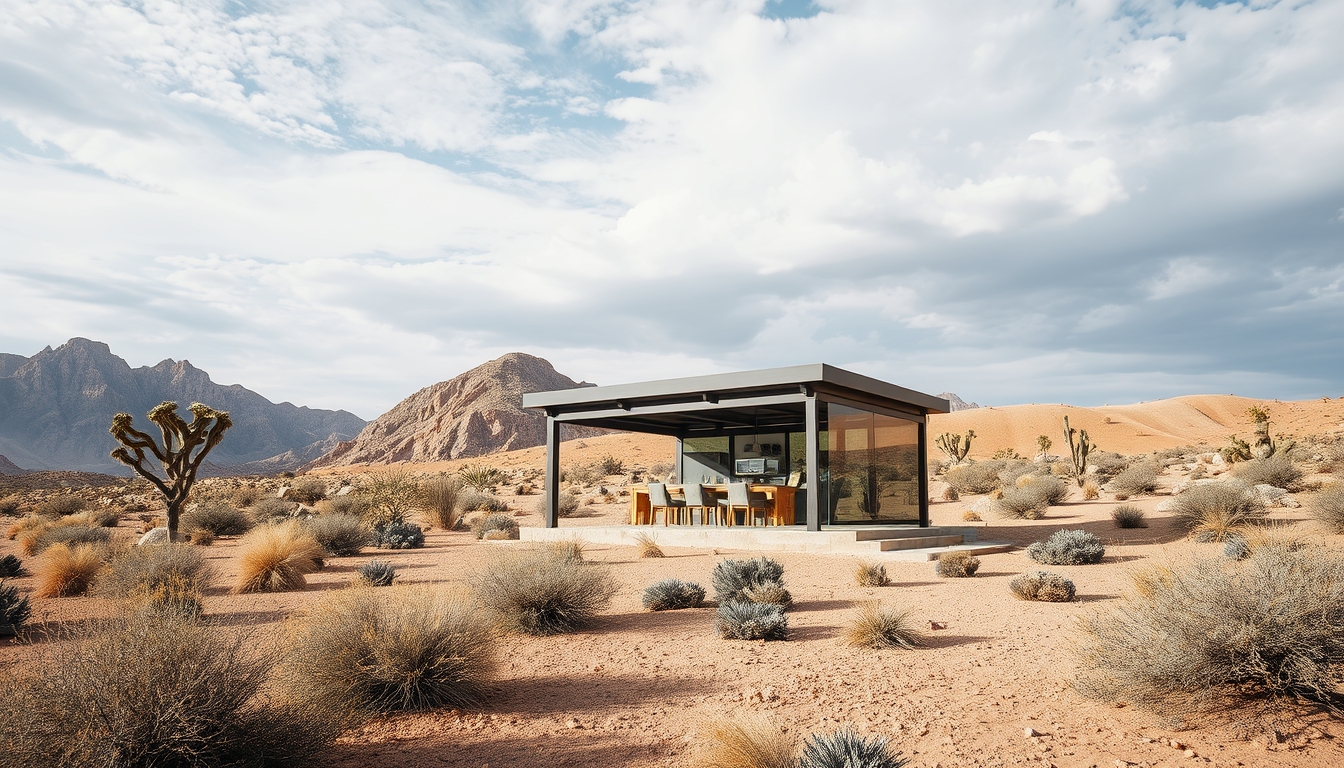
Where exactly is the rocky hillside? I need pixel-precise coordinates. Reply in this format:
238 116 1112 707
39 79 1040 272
308 352 595 468
0 338 366 473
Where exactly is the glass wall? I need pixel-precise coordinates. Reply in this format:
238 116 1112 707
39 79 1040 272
821 402 921 524
679 436 730 483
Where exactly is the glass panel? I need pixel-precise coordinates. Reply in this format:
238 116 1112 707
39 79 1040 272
681 436 730 484
823 403 920 524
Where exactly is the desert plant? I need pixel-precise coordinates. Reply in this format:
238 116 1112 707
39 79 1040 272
327 494 372 518
0 495 20 516
356 559 398 586
844 603 921 650
181 500 254 536
1233 454 1304 490
1110 463 1158 495
421 476 464 530
188 528 215 546
68 508 121 527
461 490 509 513
33 542 105 598
935 431 974 465
1311 484 1344 534
457 464 508 491
109 401 232 537
634 531 665 558
715 601 788 641
533 490 580 517
282 585 496 713
944 461 1002 495
373 520 425 549
693 713 797 768
940 485 959 502
1 579 31 632
232 521 324 594
598 454 625 475
0 554 24 577
1062 415 1097 487
28 524 113 555
935 551 981 577
252 496 299 521
0 608 342 767
471 513 519 540
1009 571 1076 602
306 513 372 556
798 727 908 768
1027 529 1106 565
1074 543 1344 720
6 514 48 541
562 462 602 486
711 557 786 604
997 475 1066 519
642 578 706 611
96 543 213 607
34 495 87 518
854 561 890 587
1170 481 1267 541
1111 504 1147 529
231 486 262 507
359 472 420 528
742 582 793 608
284 477 328 504
545 538 587 563
961 510 982 522
471 549 617 635
1082 478 1100 500
1036 434 1053 457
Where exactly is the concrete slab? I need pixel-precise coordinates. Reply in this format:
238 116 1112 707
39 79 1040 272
519 524 992 556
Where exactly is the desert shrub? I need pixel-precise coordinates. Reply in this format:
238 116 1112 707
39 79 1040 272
1075 544 1344 720
1110 463 1159 495
1111 504 1147 528
96 544 212 615
232 522 324 594
1009 571 1076 602
182 501 254 536
532 490 580 517
1082 478 1100 500
1090 451 1129 482
0 609 342 767
359 472 420 528
944 461 1004 495
33 543 105 598
854 561 890 587
471 549 617 635
1233 454 1304 490
327 494 371 518
421 476 464 530
597 454 625 475
357 559 397 586
0 554 24 577
29 524 113 555
457 464 508 491
642 578 706 611
799 727 908 768
634 531 664 558
461 490 509 513
1027 529 1106 565
1223 536 1251 560
544 538 586 564
997 475 1066 519
742 582 793 608
188 528 215 546
844 603 921 650
283 477 328 505
1170 481 1267 541
711 557 786 604
0 495 20 516
282 585 496 713
471 513 518 540
63 509 121 528
1311 484 1344 534
252 496 299 521
8 515 46 542
231 486 261 507
373 520 425 550
935 551 981 577
715 601 788 641
34 495 86 518
693 713 796 768
997 461 1036 487
940 485 959 502
562 462 602 486
961 510 982 522
1 580 31 632
306 513 372 556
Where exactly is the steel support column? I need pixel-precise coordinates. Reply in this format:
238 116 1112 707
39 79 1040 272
544 415 561 528
804 395 821 531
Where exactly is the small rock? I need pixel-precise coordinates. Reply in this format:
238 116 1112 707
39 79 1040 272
1184 749 1197 758
137 527 187 546
565 718 580 729
1025 727 1041 738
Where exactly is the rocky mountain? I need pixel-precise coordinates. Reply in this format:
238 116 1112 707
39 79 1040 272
0 338 366 474
938 392 981 412
0 454 27 476
308 352 594 468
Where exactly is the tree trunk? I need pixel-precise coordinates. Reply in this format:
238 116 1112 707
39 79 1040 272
166 497 182 534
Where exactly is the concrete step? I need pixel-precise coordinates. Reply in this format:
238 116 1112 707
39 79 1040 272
874 534 966 552
851 528 963 542
883 541 1015 562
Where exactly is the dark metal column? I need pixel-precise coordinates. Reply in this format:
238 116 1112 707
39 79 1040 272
804 395 821 531
918 420 930 527
544 415 561 528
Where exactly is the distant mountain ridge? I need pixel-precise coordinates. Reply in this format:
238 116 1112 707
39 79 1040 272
0 338 366 474
308 352 596 468
938 392 981 412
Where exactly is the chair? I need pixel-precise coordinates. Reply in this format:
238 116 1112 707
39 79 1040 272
682 484 720 525
648 483 685 526
718 483 771 526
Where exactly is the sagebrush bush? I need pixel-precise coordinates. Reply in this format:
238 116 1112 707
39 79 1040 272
533 491 580 517
1233 454 1304 490
471 513 518 540
1171 481 1267 541
181 501 254 536
65 509 121 528
692 713 796 768
0 495 20 516
642 578 706 611
935 551 980 577
1111 504 1147 529
0 609 343 767
997 476 1066 520
1027 529 1106 565
742 582 793 608
1009 571 1076 602
1082 478 1101 500
844 603 921 650
1 580 31 632
252 496 299 521
373 520 424 549
231 485 262 507
284 477 328 504
799 727 908 768
96 544 213 613
711 557 786 604
1075 543 1344 721
1110 463 1159 495
306 513 371 556
34 495 86 518
232 522 324 594
461 491 509 513
471 549 617 635
715 601 788 641
421 476 464 530
635 531 665 558
283 586 496 713
356 559 398 586
33 542 105 598
545 538 586 563
944 461 1004 495
0 553 24 577
940 485 959 501
327 494 371 518
27 524 113 555
854 561 890 587
1311 484 1344 534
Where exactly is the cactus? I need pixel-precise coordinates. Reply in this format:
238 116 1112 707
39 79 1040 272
109 402 232 537
1062 416 1095 488
1036 435 1052 457
935 430 974 464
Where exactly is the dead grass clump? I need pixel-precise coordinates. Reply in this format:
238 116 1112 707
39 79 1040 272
844 603 922 649
188 528 215 546
1233 454 1304 490
282 586 496 714
944 461 1004 495
715 601 788 641
284 477 328 505
1110 463 1159 496
692 713 796 768
1309 484 1344 534
33 543 105 598
232 521 324 594
1027 529 1106 565
1111 504 1148 528
305 513 371 556
854 561 890 587
0 609 343 767
742 582 793 608
711 557 786 604
1171 480 1267 542
935 551 981 577
961 510 982 522
940 486 959 502
231 485 262 507
1009 571 1076 602
27 523 113 555
1074 544 1344 722
181 501 253 536
7 514 48 542
96 543 213 611
471 549 617 635
252 496 299 522
471 513 519 540
544 538 586 563
642 578 706 611
1082 478 1101 500
421 476 464 530
635 531 665 558
34 495 86 518
997 475 1066 519
0 495 20 516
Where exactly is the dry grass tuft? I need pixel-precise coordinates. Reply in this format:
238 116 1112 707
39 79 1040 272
1111 504 1147 528
232 521 324 594
940 485 959 502
961 510 982 522
544 538 586 563
1310 484 1344 534
691 713 797 768
471 549 618 635
635 531 665 558
6 515 48 540
96 543 213 616
33 543 105 598
421 476 464 530
935 551 980 577
1082 478 1101 500
854 560 890 587
1009 571 1076 602
844 603 922 649
1172 481 1267 542
1110 463 1159 496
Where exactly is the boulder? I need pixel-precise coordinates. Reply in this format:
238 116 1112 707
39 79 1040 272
137 527 188 545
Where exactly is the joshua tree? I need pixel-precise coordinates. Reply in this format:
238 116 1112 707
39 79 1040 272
935 431 975 465
1036 435 1053 458
1062 416 1096 487
110 402 232 537
1243 404 1293 459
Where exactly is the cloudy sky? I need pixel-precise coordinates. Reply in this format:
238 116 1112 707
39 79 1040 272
1 0 1341 420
